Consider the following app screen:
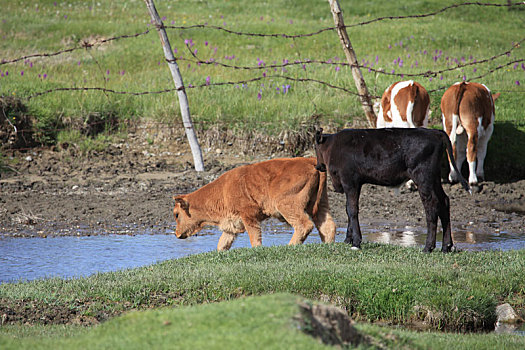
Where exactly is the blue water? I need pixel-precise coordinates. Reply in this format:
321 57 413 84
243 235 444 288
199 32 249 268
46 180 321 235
1 220 524 284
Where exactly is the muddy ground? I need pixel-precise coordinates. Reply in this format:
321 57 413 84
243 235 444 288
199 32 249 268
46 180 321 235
1 126 524 243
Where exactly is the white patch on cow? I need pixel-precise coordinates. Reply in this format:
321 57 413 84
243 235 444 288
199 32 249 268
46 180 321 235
468 160 478 184
388 80 414 128
406 100 416 128
476 113 494 180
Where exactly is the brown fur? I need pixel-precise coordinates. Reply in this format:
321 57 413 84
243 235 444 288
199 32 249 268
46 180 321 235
379 81 430 126
173 157 336 251
441 82 500 184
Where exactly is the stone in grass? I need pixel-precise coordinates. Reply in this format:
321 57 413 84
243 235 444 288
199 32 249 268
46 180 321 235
496 303 522 324
296 301 363 347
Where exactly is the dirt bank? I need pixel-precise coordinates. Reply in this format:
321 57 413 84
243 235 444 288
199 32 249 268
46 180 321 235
1 128 524 243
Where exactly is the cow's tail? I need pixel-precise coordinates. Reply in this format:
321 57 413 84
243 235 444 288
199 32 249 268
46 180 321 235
441 131 471 194
312 169 328 218
454 82 468 116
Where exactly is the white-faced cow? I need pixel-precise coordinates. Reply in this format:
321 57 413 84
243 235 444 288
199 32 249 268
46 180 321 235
376 80 430 129
314 128 470 253
441 82 500 185
173 157 336 251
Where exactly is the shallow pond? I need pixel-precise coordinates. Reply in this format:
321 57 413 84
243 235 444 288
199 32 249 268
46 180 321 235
1 220 525 284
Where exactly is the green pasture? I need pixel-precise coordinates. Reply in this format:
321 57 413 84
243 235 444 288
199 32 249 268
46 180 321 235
1 0 523 130
1 244 525 348
2 0 524 178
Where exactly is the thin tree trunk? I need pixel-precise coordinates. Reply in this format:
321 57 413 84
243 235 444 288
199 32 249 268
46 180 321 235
144 0 204 171
328 0 377 128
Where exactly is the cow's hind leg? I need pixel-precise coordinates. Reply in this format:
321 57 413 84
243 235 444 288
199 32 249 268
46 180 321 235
217 231 238 251
278 203 314 245
344 186 362 250
416 186 440 253
311 192 336 243
436 184 453 253
475 121 493 182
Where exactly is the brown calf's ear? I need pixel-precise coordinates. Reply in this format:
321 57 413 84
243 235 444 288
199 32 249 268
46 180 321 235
173 196 189 211
492 92 501 102
315 128 325 144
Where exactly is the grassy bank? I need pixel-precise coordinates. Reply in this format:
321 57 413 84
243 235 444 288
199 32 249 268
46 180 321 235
1 244 525 348
1 243 524 331
2 293 525 350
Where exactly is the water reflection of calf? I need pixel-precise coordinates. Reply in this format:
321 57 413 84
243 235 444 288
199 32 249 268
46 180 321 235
452 230 477 244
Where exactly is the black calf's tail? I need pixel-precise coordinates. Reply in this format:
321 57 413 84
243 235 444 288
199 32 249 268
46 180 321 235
440 131 471 194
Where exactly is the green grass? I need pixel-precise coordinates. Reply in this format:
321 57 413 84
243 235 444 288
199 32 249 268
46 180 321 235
1 0 524 179
1 0 523 130
2 243 525 332
2 293 524 349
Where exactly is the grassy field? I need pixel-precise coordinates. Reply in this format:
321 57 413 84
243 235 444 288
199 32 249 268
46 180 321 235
1 0 523 130
1 244 525 348
1 0 524 178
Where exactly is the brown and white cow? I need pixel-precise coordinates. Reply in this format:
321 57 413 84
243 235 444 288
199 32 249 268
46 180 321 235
173 157 336 251
441 82 500 185
376 80 430 128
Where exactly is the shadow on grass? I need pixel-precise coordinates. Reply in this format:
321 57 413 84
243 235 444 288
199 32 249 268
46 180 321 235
483 121 525 184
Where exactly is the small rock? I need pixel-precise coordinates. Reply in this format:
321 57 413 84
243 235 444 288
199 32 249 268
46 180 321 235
25 156 33 162
496 303 521 324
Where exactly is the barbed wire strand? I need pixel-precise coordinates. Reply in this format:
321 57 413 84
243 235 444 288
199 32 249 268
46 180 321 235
0 30 151 66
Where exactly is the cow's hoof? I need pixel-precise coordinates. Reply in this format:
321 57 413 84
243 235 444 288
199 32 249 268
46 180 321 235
442 245 454 253
422 247 434 253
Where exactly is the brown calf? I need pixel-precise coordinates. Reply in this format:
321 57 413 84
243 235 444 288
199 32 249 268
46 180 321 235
441 82 500 185
173 157 336 251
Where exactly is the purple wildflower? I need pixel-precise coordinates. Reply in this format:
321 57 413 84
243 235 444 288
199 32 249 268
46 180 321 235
335 66 340 72
516 80 520 86
257 91 262 100
20 71 24 76
205 76 210 85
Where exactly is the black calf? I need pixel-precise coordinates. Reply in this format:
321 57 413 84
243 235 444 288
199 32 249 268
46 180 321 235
314 128 470 253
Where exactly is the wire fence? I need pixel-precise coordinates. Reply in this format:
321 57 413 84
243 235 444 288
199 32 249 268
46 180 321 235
1 1 524 145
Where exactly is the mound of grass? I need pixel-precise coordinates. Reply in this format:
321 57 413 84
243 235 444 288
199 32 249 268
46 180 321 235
2 293 524 350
